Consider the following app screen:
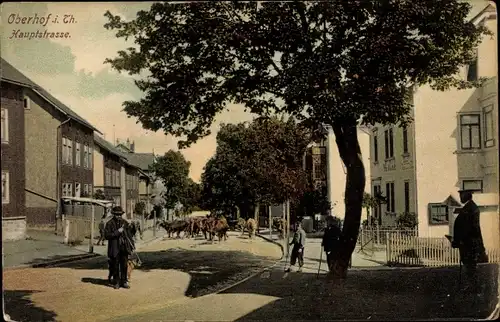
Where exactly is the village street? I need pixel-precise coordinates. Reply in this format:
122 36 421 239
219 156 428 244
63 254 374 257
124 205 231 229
111 235 498 321
3 231 282 322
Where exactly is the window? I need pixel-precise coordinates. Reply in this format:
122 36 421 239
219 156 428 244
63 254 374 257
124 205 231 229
83 145 88 168
484 107 494 147
75 143 81 166
75 183 81 198
115 169 120 187
373 185 382 224
24 96 31 109
462 180 483 193
373 135 378 162
1 109 8 144
83 184 88 196
2 171 9 204
384 128 394 159
466 54 478 82
385 182 395 213
88 147 93 169
89 184 93 195
404 181 410 213
67 139 73 165
460 114 481 149
429 204 449 225
402 127 409 154
62 183 73 197
62 138 68 164
105 168 112 186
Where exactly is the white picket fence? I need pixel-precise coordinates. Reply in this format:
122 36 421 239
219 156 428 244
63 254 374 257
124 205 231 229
386 232 500 267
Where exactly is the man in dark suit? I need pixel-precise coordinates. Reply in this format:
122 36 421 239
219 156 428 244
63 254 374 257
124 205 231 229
322 216 342 272
452 189 487 294
105 206 132 289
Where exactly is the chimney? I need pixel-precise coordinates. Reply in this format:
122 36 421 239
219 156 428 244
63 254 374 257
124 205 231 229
131 141 135 152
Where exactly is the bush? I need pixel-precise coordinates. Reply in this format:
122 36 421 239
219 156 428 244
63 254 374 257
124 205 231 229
134 201 146 215
396 212 418 229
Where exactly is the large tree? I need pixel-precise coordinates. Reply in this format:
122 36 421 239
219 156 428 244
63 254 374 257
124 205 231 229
201 117 310 219
104 1 489 278
150 150 191 219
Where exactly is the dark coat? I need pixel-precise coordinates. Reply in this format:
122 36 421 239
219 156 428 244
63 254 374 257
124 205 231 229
322 225 342 253
104 216 132 258
453 200 487 264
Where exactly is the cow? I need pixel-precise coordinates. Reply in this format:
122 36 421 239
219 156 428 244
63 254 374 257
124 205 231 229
245 218 257 239
236 218 247 232
209 216 230 242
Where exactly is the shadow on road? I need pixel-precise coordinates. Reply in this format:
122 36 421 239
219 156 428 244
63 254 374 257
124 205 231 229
222 264 499 321
81 277 113 288
35 249 278 298
4 290 58 322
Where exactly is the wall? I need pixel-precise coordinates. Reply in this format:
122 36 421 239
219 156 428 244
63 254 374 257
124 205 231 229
2 217 27 241
1 82 26 222
370 120 417 227
24 88 59 226
93 145 104 188
60 120 94 198
325 127 371 221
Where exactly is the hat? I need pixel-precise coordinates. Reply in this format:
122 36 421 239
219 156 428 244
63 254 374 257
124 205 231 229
111 206 125 215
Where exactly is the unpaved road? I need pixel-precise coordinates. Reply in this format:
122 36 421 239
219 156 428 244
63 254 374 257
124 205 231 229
3 232 282 322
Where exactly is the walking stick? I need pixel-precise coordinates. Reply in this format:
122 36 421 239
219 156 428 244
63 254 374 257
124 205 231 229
317 249 323 279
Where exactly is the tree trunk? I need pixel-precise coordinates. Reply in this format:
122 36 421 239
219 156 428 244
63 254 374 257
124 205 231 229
329 122 366 280
236 206 241 219
254 203 260 233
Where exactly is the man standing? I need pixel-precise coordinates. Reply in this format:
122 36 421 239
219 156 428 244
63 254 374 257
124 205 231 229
105 206 131 289
322 216 342 272
286 220 306 272
452 189 487 295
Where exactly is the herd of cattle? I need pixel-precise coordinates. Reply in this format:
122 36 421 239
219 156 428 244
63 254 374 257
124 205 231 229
154 215 288 242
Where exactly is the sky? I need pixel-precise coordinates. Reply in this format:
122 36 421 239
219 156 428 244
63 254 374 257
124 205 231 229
1 1 489 182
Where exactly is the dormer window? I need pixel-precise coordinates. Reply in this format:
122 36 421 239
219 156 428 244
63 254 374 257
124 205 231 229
466 51 478 82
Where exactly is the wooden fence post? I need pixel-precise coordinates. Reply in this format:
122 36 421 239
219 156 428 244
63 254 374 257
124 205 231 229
376 223 380 245
385 232 390 265
89 204 95 253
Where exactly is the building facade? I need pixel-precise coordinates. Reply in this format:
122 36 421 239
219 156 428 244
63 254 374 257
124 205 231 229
2 59 100 229
369 4 499 249
1 80 27 240
322 125 372 222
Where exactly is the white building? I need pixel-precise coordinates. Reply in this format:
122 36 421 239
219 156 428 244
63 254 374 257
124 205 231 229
321 125 372 222
369 4 499 250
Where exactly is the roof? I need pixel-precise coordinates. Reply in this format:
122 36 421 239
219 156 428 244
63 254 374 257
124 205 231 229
94 134 128 160
123 152 155 171
1 58 101 134
469 3 496 25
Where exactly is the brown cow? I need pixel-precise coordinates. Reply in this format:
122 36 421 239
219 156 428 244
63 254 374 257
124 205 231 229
245 218 257 239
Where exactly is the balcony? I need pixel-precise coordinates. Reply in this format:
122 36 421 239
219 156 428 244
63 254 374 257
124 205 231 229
383 158 396 172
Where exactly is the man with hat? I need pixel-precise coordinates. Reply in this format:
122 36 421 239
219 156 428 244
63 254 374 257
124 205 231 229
452 188 487 295
285 219 307 272
322 216 342 272
105 206 132 289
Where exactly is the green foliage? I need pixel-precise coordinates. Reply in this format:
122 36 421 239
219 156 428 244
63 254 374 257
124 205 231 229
396 212 418 229
134 201 146 215
104 1 489 148
150 150 191 209
201 116 311 213
297 185 331 218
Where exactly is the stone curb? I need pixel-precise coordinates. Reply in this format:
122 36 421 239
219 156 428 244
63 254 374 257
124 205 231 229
3 253 101 271
255 233 284 260
211 234 284 296
3 235 163 271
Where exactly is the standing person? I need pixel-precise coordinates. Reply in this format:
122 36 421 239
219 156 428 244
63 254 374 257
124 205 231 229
322 216 342 272
285 220 307 273
452 189 488 295
96 214 108 246
105 206 131 289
